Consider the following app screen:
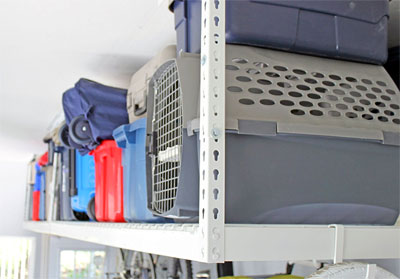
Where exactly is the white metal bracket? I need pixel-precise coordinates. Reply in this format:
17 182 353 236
199 0 226 263
329 224 344 264
365 264 377 279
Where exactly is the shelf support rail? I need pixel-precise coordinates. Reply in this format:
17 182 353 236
329 224 344 264
199 0 226 263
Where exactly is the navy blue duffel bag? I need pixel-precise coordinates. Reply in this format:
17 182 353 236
62 78 129 155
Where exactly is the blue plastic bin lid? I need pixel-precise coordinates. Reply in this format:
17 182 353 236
33 163 43 191
113 118 147 149
170 0 388 24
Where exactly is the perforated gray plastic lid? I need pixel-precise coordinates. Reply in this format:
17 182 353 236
223 44 400 141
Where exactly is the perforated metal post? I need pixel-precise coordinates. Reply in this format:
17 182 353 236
199 0 226 263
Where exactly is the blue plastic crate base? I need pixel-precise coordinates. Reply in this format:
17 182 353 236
71 151 95 219
170 0 388 64
114 118 171 223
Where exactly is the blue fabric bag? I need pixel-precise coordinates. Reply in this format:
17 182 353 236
62 78 129 155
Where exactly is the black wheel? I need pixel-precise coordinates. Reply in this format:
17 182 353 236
87 197 96 221
155 256 193 279
69 115 92 145
58 123 72 148
73 210 89 221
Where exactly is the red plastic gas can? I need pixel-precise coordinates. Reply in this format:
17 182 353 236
91 140 125 222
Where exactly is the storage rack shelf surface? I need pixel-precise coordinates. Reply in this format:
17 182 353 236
24 221 400 262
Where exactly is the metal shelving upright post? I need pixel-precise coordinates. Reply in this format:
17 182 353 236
198 0 226 263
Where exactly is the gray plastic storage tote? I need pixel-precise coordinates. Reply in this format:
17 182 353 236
146 44 400 225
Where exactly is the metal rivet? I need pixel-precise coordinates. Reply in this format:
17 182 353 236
201 55 207 66
211 128 221 139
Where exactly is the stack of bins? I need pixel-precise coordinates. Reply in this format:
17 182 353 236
32 163 41 221
90 140 124 222
38 152 48 221
32 152 48 221
113 118 169 223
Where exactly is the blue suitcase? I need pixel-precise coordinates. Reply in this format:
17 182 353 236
170 0 389 64
71 151 96 220
113 118 170 223
62 78 129 155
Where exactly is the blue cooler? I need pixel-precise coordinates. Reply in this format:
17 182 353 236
170 0 389 64
113 118 170 223
71 152 95 218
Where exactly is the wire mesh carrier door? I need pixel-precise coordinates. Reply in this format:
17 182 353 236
146 44 400 224
151 62 183 215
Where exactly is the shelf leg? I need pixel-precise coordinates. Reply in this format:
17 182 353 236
329 224 344 264
199 0 226 263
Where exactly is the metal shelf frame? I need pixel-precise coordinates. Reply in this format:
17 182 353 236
24 222 400 263
24 0 400 264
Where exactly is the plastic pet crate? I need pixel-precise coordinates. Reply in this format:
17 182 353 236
62 78 129 155
146 44 400 224
91 140 125 222
113 118 170 223
71 151 96 220
127 45 176 123
169 0 389 64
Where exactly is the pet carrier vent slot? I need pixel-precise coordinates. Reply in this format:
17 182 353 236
225 56 400 127
152 63 183 214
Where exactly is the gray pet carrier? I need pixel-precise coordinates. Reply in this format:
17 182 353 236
146 44 400 225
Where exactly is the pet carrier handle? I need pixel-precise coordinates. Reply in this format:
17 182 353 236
148 131 157 155
134 96 147 116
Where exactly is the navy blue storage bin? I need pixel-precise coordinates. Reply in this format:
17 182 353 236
113 118 170 223
170 0 389 64
62 78 129 155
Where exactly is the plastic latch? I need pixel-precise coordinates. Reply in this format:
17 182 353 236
134 95 147 116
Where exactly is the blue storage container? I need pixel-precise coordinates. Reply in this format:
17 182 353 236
33 163 42 191
33 163 46 220
170 0 389 64
71 151 95 217
38 166 46 221
113 118 170 223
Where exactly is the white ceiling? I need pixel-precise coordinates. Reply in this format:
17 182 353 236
0 0 398 163
0 0 176 161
